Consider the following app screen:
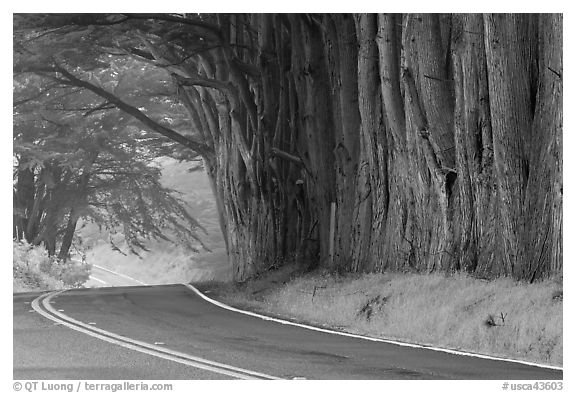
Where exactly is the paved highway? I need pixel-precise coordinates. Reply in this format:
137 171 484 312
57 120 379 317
13 282 562 380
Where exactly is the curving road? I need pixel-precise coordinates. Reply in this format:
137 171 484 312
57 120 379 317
84 264 148 288
13 282 562 380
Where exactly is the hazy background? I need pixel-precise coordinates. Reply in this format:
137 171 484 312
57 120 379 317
83 158 230 285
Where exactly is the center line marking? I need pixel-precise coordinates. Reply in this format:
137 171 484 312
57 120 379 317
31 291 280 380
89 276 107 285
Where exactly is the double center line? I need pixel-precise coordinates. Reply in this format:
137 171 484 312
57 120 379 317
31 290 280 380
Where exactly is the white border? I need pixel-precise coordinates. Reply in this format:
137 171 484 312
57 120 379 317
183 283 563 372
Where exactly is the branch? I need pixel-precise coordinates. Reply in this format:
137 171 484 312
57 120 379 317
271 148 304 166
124 13 222 39
176 82 209 147
175 74 232 93
83 101 116 117
50 65 213 157
13 84 58 107
47 14 130 26
127 47 156 61
230 56 260 78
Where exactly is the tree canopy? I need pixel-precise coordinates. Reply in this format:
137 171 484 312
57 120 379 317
13 16 207 259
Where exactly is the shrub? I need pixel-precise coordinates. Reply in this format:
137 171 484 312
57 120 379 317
13 240 91 291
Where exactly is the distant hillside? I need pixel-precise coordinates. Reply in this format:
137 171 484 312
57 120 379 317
83 157 231 284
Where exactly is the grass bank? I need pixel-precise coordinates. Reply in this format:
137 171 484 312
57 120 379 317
197 269 562 367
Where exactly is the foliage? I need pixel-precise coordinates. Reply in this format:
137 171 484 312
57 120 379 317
13 30 205 258
86 162 231 284
13 240 91 291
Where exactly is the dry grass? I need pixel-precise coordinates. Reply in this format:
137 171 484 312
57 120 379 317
203 270 562 367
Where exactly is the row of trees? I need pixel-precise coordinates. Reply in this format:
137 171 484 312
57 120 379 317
14 13 562 282
14 57 204 260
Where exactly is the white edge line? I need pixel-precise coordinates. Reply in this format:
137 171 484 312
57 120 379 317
89 276 107 285
31 291 280 380
184 283 563 372
91 264 148 286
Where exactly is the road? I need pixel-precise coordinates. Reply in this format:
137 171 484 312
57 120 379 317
85 264 147 288
13 282 563 380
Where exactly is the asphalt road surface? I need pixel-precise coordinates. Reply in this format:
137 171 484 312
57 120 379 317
13 282 563 380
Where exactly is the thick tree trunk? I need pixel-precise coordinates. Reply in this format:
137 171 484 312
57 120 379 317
290 15 336 269
352 14 388 272
451 14 498 276
523 14 563 280
322 14 360 271
375 14 414 271
484 14 533 278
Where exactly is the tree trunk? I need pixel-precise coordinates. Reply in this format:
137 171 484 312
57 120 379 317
290 15 336 269
57 210 79 260
13 164 35 241
523 14 563 280
352 14 388 272
484 14 533 278
322 14 361 271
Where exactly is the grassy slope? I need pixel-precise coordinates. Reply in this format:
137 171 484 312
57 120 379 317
200 269 563 367
84 158 231 284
